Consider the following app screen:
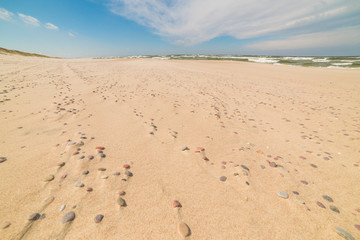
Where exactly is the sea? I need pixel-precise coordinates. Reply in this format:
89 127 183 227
110 55 360 69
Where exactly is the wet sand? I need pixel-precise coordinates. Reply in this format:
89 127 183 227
0 54 359 240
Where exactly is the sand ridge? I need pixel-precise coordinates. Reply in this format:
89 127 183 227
0 54 359 239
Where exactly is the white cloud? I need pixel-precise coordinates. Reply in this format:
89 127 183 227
18 13 40 26
68 32 75 37
108 0 360 46
45 22 59 30
0 8 14 21
246 26 360 50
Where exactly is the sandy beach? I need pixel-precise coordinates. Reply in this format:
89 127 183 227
0 53 359 240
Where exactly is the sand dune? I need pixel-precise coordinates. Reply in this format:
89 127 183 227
0 54 359 240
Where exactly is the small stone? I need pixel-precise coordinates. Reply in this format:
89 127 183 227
195 147 205 152
59 204 66 212
246 181 250 185
98 168 106 171
44 175 55 182
125 171 133 177
44 196 55 205
82 170 89 175
219 176 227 182
60 173 67 179
40 214 46 219
317 201 326 208
78 155 84 159
335 227 354 240
181 146 189 151
233 172 239 176
123 164 130 169
0 221 11 229
99 153 106 158
330 206 340 213
118 191 126 196
28 213 40 221
295 196 305 204
96 146 105 150
100 175 108 179
67 141 76 146
173 200 182 208
94 214 104 223
117 197 127 207
177 222 191 237
354 224 360 231
113 172 120 176
301 180 308 185
269 162 277 167
310 164 317 168
277 191 289 199
260 165 265 169
293 191 299 195
322 195 334 202
86 187 93 192
242 170 248 176
57 162 65 167
62 211 75 224
75 182 84 187
241 165 249 171
87 155 94 160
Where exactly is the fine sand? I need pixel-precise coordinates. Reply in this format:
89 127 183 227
0 54 359 240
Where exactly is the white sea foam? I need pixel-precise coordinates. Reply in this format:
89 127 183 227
248 57 279 63
331 62 352 66
312 58 330 62
282 57 313 61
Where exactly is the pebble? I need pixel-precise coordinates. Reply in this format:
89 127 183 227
354 224 360 231
118 191 126 196
44 196 55 205
125 171 133 177
123 164 130 169
316 201 326 208
87 155 94 160
62 211 76 224
260 165 265 169
75 182 84 187
82 170 89 175
44 175 55 182
277 191 289 199
113 172 120 176
117 197 127 207
181 146 189 151
269 162 277 167
177 222 191 237
330 206 340 213
241 165 249 171
219 176 227 182
98 168 106 171
295 196 305 204
86 187 93 192
60 173 67 179
57 162 65 167
195 147 205 152
233 172 239 176
96 146 105 150
293 191 299 195
300 180 308 185
322 195 334 202
40 214 46 219
99 153 106 158
94 214 104 223
78 155 84 159
0 221 11 229
310 164 317 168
67 142 76 146
173 200 182 208
335 227 354 240
59 204 66 212
0 157 7 163
242 170 248 176
101 175 108 179
28 213 40 221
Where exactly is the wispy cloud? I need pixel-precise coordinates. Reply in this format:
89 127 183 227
0 8 14 21
108 0 360 47
246 26 360 50
18 13 40 26
68 32 75 37
45 22 59 30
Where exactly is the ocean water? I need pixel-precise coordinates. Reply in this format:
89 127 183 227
119 55 360 68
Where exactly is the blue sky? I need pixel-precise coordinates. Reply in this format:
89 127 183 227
1 0 360 58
